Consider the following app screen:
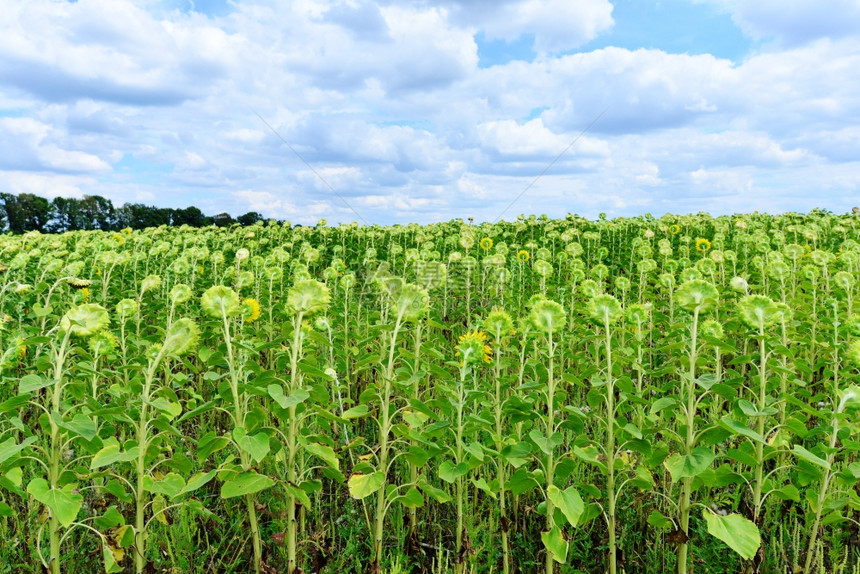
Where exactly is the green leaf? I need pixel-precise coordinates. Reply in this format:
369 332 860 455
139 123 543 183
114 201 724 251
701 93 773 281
792 445 830 470
52 412 98 441
27 478 82 528
285 483 312 508
471 477 496 499
696 373 719 390
197 432 230 461
32 302 52 318
573 445 607 474
90 438 138 470
103 480 132 503
500 442 532 467
541 525 568 564
529 429 562 456
633 466 655 489
303 442 340 471
664 447 715 482
267 385 309 409
19 374 50 394
233 428 270 464
93 506 125 530
0 436 36 466
146 397 182 420
771 484 801 503
177 470 217 497
142 473 186 499
738 399 777 417
347 472 385 499
438 461 469 483
220 472 275 499
650 397 677 415
548 485 584 528
0 394 30 415
418 480 451 503
102 544 123 573
342 404 370 419
647 510 674 530
719 417 765 444
703 510 761 560
392 487 424 508
0 502 13 517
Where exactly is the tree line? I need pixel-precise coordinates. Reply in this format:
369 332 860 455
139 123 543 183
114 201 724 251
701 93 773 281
0 192 266 233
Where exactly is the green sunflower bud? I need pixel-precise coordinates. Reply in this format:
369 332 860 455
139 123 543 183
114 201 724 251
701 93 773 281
737 295 779 331
393 283 429 323
163 318 199 358
675 279 719 313
287 279 331 316
201 285 241 318
588 294 623 326
483 308 515 340
530 299 566 334
116 298 139 320
140 275 162 296
60 303 110 337
170 284 192 305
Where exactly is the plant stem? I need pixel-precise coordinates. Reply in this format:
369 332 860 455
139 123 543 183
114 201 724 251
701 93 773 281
677 308 699 574
604 321 617 574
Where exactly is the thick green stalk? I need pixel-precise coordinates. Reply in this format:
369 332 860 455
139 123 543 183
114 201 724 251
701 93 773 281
48 330 71 574
134 353 161 574
752 332 766 522
373 316 403 568
803 307 842 573
604 322 617 574
492 335 510 574
455 367 466 573
222 313 262 574
677 309 699 574
408 323 424 536
802 415 838 574
286 311 304 574
545 331 556 574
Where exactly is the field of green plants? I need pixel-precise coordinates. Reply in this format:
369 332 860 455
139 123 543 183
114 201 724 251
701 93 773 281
2 211 860 573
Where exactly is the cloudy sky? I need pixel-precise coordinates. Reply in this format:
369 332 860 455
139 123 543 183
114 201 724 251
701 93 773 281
1 0 859 224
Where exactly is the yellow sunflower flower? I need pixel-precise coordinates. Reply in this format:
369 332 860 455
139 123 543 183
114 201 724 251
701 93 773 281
517 249 530 262
456 330 492 365
480 237 493 251
669 224 681 234
695 238 711 253
242 298 261 323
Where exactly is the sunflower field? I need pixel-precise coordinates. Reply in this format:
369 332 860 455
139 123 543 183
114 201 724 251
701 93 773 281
2 210 860 574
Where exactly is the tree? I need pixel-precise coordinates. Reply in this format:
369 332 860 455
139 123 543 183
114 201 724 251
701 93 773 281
171 206 210 227
115 203 172 230
79 195 116 231
237 211 263 226
50 196 83 232
212 212 235 227
1 193 53 233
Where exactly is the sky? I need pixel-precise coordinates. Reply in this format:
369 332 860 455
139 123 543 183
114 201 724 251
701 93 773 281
1 0 860 225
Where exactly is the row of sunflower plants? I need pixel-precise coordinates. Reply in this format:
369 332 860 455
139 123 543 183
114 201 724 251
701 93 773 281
1 211 860 573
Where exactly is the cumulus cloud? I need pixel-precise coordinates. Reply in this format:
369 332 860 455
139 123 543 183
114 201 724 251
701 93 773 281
441 0 614 52
731 0 860 46
1 0 859 223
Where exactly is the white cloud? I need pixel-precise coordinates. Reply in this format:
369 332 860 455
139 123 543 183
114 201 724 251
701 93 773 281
731 0 860 46
0 117 110 172
1 0 859 223
442 0 614 53
478 117 610 157
0 170 93 199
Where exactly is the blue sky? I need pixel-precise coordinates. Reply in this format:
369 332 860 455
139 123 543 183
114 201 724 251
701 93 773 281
1 0 859 224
